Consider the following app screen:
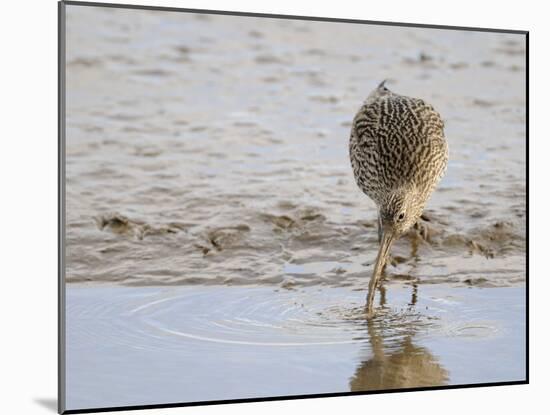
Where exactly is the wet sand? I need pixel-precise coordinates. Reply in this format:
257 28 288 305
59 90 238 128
63 4 526 411
66 283 525 410
65 6 526 289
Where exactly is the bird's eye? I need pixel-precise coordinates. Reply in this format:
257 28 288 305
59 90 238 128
397 212 405 222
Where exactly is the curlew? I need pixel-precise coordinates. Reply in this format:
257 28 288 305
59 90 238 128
349 81 448 316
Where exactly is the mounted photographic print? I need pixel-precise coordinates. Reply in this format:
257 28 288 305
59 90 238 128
58 1 528 413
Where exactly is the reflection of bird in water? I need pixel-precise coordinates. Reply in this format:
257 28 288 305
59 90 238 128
349 81 448 315
349 285 449 391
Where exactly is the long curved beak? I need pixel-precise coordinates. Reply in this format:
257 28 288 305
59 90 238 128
366 230 395 316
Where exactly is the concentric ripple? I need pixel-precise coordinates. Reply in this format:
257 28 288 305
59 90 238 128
129 287 372 346
67 285 447 351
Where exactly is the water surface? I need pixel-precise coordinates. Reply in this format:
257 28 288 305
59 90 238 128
66 283 525 410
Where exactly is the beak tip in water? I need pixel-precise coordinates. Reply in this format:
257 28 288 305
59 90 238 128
365 230 396 314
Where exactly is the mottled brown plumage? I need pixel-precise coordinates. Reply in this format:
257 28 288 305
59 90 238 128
349 81 448 315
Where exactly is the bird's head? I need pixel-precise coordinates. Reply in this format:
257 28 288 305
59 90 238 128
380 185 424 237
370 185 425 283
366 80 393 101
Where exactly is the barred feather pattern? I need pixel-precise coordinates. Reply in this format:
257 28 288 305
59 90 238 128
349 88 448 223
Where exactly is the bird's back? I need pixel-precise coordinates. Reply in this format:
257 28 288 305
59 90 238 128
349 89 448 206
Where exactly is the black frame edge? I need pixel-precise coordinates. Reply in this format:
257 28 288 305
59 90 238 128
58 1 67 414
525 31 529 384
61 0 528 34
62 381 528 414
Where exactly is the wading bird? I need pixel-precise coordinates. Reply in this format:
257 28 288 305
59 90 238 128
349 81 448 316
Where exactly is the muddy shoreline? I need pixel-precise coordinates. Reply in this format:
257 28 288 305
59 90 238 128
65 8 526 290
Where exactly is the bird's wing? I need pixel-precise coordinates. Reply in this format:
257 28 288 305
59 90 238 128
351 95 447 195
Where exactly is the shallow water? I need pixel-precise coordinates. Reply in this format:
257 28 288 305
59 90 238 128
63 5 527 411
66 283 525 410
